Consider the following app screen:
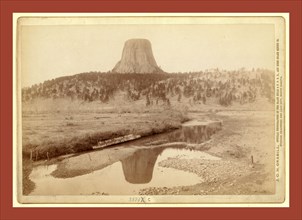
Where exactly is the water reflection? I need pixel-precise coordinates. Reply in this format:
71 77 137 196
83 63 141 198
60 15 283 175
31 122 222 191
121 148 164 184
126 120 222 147
29 120 223 195
51 120 222 180
119 121 221 184
30 148 220 195
166 122 222 144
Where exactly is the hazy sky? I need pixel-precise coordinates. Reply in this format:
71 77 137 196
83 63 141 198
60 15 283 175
20 24 275 87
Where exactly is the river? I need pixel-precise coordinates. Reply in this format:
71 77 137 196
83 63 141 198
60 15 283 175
29 120 222 195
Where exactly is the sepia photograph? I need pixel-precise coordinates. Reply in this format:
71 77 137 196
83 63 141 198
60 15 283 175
14 14 288 206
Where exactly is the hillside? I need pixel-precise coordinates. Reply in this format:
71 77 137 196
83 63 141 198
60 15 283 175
22 69 274 107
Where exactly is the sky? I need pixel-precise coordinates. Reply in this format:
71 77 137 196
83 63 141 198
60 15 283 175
20 23 275 87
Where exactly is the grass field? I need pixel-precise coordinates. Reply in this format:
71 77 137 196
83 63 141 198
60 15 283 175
22 98 189 161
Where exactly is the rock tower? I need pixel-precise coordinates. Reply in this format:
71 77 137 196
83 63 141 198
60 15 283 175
112 39 163 74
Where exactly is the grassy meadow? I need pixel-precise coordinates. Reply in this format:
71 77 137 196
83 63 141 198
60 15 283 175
22 98 189 161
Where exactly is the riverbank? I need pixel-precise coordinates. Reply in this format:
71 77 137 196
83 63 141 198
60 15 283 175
22 106 189 195
22 108 188 160
139 110 275 195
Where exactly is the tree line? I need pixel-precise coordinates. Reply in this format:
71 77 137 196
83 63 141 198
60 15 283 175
22 69 274 106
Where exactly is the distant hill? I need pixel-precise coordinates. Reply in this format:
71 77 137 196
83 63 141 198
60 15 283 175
22 69 274 107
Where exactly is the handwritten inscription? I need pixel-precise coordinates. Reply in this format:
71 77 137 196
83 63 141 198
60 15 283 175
129 197 151 203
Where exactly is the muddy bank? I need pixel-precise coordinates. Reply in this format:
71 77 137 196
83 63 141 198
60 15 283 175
139 110 275 195
22 158 35 195
140 159 270 195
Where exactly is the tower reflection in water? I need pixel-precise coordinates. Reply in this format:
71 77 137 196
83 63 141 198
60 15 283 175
121 148 164 184
120 122 221 184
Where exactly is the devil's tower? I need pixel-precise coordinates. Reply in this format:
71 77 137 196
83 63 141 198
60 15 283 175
112 39 163 74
